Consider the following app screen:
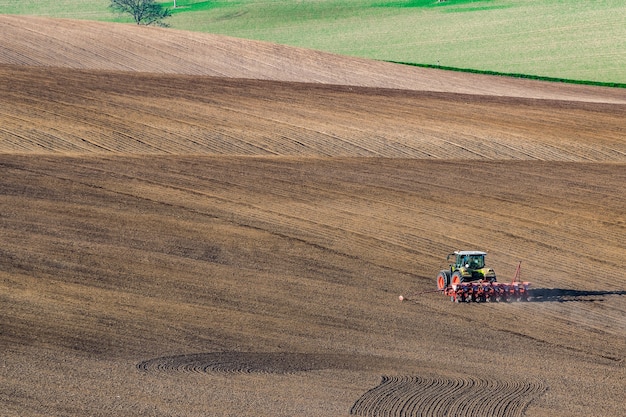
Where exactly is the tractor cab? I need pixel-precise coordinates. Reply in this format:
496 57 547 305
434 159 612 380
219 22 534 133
446 250 496 283
449 251 486 270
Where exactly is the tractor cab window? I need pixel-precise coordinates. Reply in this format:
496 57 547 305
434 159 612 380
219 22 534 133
458 254 485 269
466 255 484 269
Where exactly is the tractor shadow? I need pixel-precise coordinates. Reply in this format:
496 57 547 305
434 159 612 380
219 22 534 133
528 288 626 303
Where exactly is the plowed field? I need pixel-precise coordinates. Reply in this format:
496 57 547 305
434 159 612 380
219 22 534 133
1 16 625 417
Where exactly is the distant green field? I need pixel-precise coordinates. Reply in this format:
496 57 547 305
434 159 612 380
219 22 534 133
1 0 624 84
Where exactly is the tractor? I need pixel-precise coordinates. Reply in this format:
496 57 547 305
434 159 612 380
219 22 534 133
436 251 530 302
397 252 529 303
436 250 496 291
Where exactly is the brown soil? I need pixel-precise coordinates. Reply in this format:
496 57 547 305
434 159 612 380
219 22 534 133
0 16 624 417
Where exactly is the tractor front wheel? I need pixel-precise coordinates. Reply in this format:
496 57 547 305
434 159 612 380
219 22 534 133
451 271 464 285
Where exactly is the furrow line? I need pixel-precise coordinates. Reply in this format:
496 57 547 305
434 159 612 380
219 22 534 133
351 375 546 417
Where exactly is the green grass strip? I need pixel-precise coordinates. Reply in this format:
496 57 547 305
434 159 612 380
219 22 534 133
389 61 626 89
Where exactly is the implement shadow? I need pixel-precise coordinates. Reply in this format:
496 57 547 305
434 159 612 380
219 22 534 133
529 288 626 303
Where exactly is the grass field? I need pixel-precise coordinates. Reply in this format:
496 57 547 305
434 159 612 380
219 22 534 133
0 0 624 83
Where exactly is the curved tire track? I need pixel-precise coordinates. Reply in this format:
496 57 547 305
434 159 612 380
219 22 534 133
350 375 546 417
137 352 367 375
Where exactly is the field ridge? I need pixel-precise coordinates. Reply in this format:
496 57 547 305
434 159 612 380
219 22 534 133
1 15 625 103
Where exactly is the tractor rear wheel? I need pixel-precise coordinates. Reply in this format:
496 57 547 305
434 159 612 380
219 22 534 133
436 271 450 290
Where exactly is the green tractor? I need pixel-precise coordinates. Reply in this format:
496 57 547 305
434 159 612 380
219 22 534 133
436 251 497 290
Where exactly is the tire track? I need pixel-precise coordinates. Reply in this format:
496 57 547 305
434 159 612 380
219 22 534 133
137 352 369 375
350 375 546 417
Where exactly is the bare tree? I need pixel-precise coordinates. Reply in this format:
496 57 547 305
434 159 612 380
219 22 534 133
110 0 172 27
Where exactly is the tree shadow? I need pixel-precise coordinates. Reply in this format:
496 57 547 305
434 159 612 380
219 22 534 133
529 288 626 302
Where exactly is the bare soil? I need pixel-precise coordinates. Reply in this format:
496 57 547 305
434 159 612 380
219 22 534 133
0 16 624 417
